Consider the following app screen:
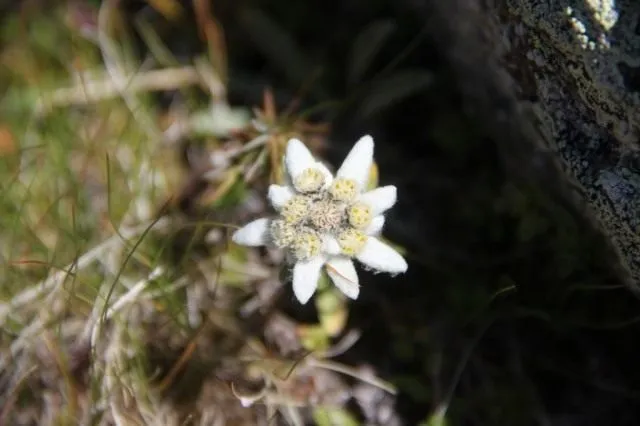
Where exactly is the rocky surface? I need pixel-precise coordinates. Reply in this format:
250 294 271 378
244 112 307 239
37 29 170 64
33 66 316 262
425 0 640 289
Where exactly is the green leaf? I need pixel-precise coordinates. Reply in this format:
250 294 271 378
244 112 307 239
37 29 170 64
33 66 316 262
190 102 251 137
359 70 433 118
366 161 379 191
420 411 449 426
240 8 310 90
379 237 408 256
212 173 247 208
516 214 548 242
347 20 395 85
315 273 348 337
298 324 330 352
313 407 359 426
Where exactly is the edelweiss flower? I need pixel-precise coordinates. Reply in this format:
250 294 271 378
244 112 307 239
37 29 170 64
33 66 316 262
232 135 408 304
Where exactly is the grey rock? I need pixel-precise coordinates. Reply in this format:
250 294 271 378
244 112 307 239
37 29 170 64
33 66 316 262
426 0 640 289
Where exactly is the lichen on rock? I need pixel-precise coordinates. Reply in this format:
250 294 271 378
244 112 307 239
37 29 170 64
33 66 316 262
504 0 640 285
428 0 640 287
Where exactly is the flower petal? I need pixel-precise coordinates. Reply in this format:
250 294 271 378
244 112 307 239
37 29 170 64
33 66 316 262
356 237 407 274
292 256 325 304
336 135 374 191
359 186 397 216
285 138 316 181
268 184 294 210
326 257 360 300
366 215 385 236
315 161 334 187
322 235 342 256
232 218 271 247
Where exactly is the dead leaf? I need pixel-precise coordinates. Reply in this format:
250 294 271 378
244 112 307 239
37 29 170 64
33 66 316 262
0 126 16 156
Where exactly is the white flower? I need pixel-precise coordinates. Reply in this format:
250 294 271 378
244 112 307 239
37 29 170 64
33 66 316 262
232 135 408 304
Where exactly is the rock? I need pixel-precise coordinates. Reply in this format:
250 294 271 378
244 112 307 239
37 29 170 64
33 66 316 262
424 0 640 289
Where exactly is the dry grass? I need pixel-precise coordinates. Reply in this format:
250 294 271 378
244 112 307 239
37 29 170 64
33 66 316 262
0 2 398 425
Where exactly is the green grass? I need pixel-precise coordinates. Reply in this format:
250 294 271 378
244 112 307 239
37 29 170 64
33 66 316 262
0 4 397 425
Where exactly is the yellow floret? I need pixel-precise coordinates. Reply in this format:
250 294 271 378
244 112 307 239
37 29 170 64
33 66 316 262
270 220 296 248
292 230 322 260
329 178 357 202
347 202 372 229
338 228 367 256
281 195 311 224
293 168 326 193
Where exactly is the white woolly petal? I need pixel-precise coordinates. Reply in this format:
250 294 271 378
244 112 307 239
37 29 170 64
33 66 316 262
359 186 397 215
366 215 385 236
356 237 407 274
285 138 317 181
232 218 271 247
268 184 294 210
336 135 374 190
322 235 342 256
326 257 360 300
315 161 334 187
292 256 325 304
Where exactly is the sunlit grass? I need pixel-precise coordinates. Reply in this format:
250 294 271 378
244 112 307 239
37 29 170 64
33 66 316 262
0 3 401 425
0 4 223 424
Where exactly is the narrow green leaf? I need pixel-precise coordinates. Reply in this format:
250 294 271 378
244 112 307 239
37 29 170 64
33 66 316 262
313 407 359 426
347 20 395 85
240 8 309 89
359 70 433 118
420 411 449 426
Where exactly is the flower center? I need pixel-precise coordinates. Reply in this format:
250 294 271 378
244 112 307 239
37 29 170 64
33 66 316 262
308 199 346 232
276 173 372 260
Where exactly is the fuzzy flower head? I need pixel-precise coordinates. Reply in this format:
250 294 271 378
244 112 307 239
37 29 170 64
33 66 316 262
232 135 408 304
